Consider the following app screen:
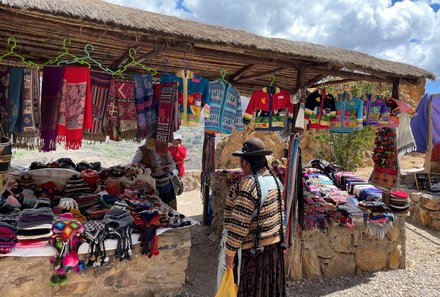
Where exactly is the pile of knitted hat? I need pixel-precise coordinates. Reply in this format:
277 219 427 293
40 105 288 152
389 190 410 212
16 207 54 248
104 207 134 261
65 175 99 210
133 203 160 258
50 213 84 286
0 221 17 253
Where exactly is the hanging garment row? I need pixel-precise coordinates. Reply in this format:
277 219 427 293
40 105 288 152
0 63 300 152
304 88 415 133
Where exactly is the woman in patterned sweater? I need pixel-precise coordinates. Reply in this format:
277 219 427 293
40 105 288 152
224 137 286 297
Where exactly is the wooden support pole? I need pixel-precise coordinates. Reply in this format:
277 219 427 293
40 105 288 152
392 78 401 99
295 65 306 93
230 64 257 82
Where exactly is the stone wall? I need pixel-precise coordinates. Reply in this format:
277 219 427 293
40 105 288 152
410 192 440 231
0 228 191 297
181 170 201 192
286 213 407 280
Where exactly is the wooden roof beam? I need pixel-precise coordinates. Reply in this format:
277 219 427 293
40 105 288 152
309 78 357 88
238 67 288 83
308 66 392 83
306 74 328 87
230 64 258 82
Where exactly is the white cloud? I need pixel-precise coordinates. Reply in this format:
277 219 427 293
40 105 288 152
106 0 440 77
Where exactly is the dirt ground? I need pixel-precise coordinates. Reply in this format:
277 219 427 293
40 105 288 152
178 153 439 297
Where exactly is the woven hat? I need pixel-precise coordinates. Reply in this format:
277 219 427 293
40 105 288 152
104 208 134 230
232 137 272 157
65 175 93 198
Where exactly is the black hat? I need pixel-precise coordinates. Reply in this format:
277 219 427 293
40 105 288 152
232 137 272 157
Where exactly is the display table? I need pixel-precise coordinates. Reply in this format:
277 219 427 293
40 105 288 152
0 227 191 297
210 172 408 280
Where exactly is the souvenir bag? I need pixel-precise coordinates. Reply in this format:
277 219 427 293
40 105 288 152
50 213 84 286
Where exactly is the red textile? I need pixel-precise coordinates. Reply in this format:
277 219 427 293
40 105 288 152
57 67 92 149
169 145 187 176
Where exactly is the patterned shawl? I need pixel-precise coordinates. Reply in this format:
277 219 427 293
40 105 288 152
56 66 92 150
14 68 41 149
40 66 65 152
106 77 137 141
8 68 23 133
0 67 10 132
83 71 112 142
155 82 178 154
133 74 156 140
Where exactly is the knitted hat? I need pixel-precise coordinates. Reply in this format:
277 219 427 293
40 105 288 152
19 174 36 189
81 169 100 188
65 175 93 198
104 208 134 230
52 213 83 241
35 182 59 199
18 207 54 223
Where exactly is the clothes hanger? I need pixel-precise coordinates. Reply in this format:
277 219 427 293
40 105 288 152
219 67 229 84
183 57 191 76
113 48 157 76
0 37 40 70
45 38 91 68
269 75 275 87
63 44 114 74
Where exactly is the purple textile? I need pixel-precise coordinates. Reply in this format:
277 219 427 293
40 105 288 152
133 74 156 140
40 67 65 152
411 94 440 152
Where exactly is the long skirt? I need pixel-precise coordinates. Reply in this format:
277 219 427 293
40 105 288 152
235 243 286 297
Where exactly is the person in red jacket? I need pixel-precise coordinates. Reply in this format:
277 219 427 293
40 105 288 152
168 133 187 177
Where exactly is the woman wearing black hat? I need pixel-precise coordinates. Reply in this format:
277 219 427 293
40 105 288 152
223 137 286 297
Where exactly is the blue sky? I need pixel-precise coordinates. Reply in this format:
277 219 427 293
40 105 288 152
106 0 440 96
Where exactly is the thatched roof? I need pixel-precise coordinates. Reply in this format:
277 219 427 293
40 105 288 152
0 0 435 94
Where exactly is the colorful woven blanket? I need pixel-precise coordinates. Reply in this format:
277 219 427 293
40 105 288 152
0 66 10 131
155 82 178 154
14 68 41 149
57 66 92 150
83 71 112 142
107 77 137 141
134 74 156 140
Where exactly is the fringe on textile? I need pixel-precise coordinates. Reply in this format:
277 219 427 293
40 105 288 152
366 221 393 239
397 143 416 157
13 135 40 150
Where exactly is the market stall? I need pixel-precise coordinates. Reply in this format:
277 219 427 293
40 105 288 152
0 0 435 292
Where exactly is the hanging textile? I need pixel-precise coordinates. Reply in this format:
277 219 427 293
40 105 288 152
134 74 156 140
106 77 137 141
8 67 23 133
0 67 10 131
205 79 243 134
243 85 293 131
14 68 41 149
361 94 389 126
40 67 65 152
155 82 178 154
396 112 416 156
304 89 336 129
160 70 210 126
201 132 216 224
83 71 112 142
329 92 363 133
57 66 92 150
